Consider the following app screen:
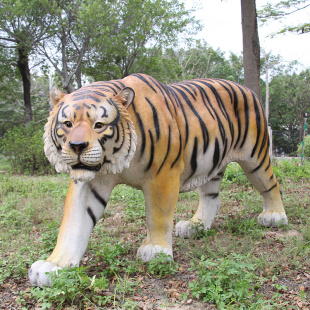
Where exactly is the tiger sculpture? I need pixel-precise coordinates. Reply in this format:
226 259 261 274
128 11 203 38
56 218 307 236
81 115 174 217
29 73 288 287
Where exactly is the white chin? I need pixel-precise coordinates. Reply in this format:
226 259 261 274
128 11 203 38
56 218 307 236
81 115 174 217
70 169 96 182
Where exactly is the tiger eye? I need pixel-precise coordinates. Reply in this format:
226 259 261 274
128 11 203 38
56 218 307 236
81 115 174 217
94 122 104 129
64 121 73 128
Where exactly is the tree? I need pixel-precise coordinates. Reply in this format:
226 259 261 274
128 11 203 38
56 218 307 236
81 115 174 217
159 40 243 83
259 0 310 35
37 0 115 93
84 0 199 82
241 0 261 98
269 67 310 141
0 0 55 127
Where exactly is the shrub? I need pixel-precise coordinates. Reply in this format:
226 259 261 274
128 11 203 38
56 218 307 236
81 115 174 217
0 122 54 175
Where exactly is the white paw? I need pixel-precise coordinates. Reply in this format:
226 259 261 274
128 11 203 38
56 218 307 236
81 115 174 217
137 244 173 262
175 220 195 238
258 212 288 228
28 260 62 287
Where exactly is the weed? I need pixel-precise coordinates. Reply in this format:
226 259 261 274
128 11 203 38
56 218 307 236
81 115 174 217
111 273 139 308
224 214 264 239
189 220 217 239
146 252 179 278
19 267 109 310
222 163 250 186
96 242 137 276
188 253 262 309
41 221 60 253
303 223 310 241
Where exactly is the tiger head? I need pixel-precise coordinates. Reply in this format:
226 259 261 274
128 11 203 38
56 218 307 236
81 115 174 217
43 85 137 182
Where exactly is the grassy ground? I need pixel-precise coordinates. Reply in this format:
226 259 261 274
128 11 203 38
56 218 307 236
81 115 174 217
0 158 309 309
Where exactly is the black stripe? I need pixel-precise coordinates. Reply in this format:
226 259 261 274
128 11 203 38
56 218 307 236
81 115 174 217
214 80 237 149
98 139 106 151
236 88 249 148
91 188 107 208
132 74 157 93
61 105 69 118
167 86 189 146
207 193 219 199
178 81 197 96
132 103 146 157
157 126 171 174
145 130 154 171
149 76 174 117
72 90 90 96
113 124 125 154
251 145 269 173
87 207 97 227
171 129 182 169
109 81 123 91
265 182 278 193
115 123 120 143
258 129 268 159
210 138 220 175
51 116 59 150
90 90 107 97
172 86 209 153
125 123 132 159
73 96 86 101
86 95 101 102
189 82 215 120
250 91 262 157
265 158 271 172
221 138 228 162
175 84 197 100
146 97 160 141
99 84 118 94
199 80 229 122
187 137 198 180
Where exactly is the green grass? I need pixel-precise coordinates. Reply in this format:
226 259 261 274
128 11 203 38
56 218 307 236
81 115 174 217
0 159 309 309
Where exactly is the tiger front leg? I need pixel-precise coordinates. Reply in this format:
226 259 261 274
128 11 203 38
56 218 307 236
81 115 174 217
28 180 108 287
138 174 180 262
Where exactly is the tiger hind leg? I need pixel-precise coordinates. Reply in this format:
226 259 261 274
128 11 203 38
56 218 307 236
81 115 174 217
175 169 226 238
238 155 288 227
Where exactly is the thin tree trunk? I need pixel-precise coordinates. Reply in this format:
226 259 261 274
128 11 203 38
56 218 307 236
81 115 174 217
61 34 75 93
241 0 261 98
17 46 32 128
75 64 82 89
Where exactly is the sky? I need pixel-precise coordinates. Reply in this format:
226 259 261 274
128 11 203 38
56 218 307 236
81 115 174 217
185 0 310 68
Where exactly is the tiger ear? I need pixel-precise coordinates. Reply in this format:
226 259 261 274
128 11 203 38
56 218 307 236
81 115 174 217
115 87 135 109
50 86 65 106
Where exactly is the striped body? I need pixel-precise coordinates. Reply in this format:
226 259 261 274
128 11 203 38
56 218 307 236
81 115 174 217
29 74 287 287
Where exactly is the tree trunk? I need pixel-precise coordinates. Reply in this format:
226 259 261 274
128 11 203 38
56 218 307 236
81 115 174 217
75 64 82 89
61 34 75 93
241 0 261 99
17 46 32 128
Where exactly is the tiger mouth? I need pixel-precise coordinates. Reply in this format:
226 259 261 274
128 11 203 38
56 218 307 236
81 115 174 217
71 163 102 171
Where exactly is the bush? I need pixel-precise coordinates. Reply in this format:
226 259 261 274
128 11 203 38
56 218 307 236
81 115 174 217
0 123 54 175
297 135 310 158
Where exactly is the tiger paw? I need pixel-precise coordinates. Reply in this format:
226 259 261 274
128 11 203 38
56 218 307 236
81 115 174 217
175 220 195 238
258 211 288 228
28 260 62 287
137 243 173 262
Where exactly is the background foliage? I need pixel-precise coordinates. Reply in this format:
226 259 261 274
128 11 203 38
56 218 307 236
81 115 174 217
0 0 309 162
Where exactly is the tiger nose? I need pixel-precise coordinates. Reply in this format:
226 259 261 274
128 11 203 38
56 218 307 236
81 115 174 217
69 141 89 154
